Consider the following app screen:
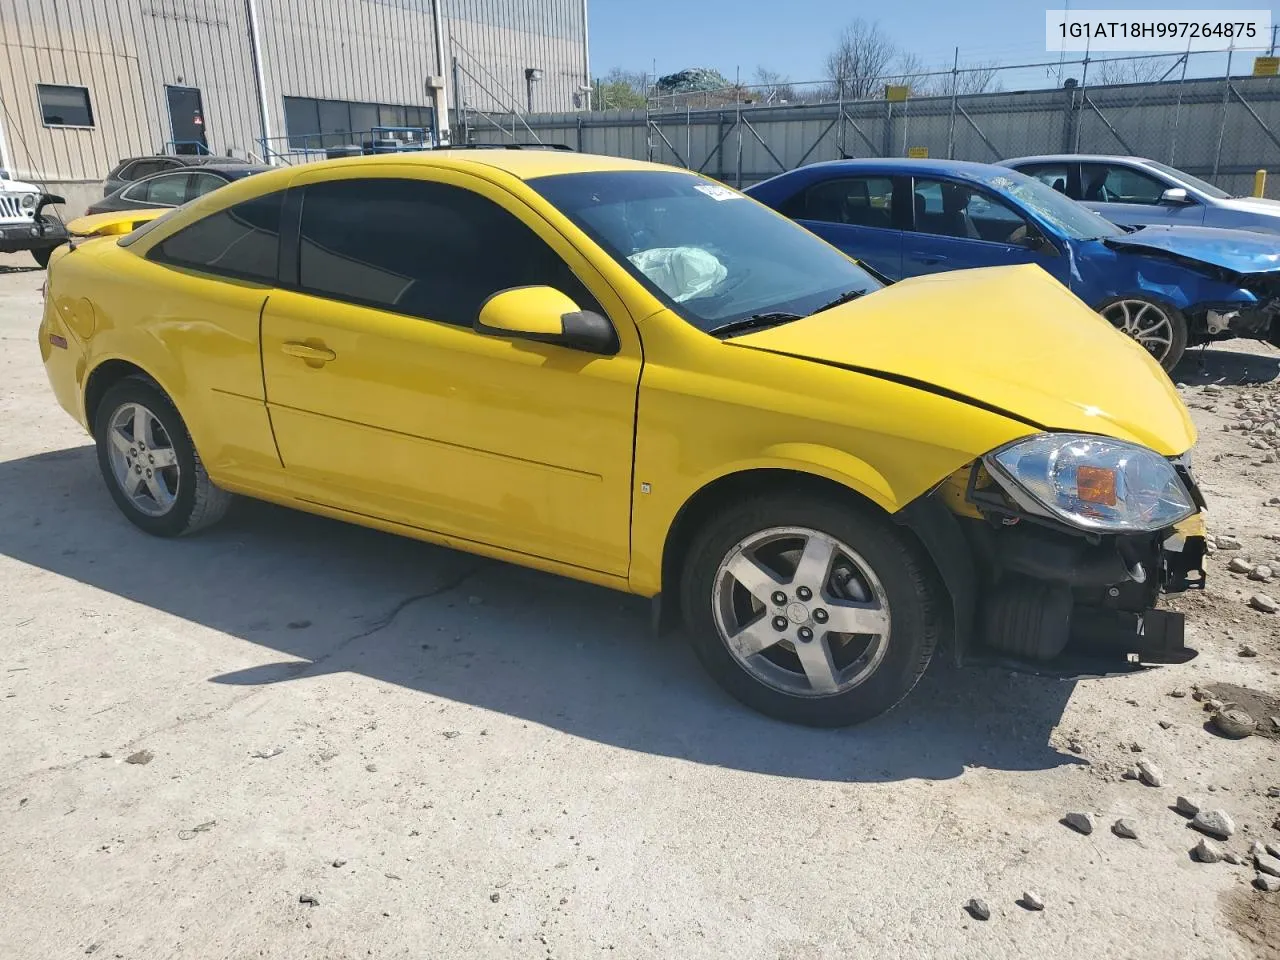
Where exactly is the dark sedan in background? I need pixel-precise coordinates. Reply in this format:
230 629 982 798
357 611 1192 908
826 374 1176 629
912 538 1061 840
101 154 253 198
87 163 269 215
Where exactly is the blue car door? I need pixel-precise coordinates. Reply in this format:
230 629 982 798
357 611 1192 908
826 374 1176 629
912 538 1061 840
786 174 904 279
905 177 1068 283
1078 161 1206 229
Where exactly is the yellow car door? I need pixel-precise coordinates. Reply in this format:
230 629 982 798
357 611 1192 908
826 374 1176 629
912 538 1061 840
259 165 642 577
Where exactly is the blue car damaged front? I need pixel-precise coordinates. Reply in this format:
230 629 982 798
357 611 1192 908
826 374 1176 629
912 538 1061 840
747 159 1280 371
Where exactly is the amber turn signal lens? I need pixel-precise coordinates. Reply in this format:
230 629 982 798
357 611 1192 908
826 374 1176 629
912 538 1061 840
1076 465 1117 506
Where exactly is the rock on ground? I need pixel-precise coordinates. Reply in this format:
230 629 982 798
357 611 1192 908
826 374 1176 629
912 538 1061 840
1020 892 1045 911
1256 874 1280 892
1174 796 1202 817
1250 593 1278 613
1257 853 1280 879
1062 811 1095 835
1136 759 1164 787
965 898 991 921
1191 809 1236 840
1193 838 1224 864
1112 818 1139 840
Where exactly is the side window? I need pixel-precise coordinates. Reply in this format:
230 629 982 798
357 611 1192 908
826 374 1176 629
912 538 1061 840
911 178 1033 244
1082 163 1166 204
130 173 189 206
295 178 598 326
149 191 283 283
792 176 894 228
126 159 173 182
1018 163 1071 197
187 172 227 201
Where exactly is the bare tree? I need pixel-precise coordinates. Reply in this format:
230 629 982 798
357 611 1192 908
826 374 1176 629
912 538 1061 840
887 54 1000 98
953 61 1000 95
824 19 897 101
1092 56 1177 85
889 51 931 94
753 67 796 104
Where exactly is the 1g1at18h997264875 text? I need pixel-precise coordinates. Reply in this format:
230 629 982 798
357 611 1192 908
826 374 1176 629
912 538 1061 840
1046 9 1272 52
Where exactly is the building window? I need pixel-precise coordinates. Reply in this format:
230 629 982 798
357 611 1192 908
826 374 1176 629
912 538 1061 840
37 84 94 127
283 96 434 150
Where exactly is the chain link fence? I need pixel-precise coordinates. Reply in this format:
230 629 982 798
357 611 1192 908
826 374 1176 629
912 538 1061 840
456 48 1280 198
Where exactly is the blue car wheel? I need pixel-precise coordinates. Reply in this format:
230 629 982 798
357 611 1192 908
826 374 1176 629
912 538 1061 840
1096 296 1188 373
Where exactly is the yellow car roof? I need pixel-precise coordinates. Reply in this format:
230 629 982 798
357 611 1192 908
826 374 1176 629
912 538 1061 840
302 148 669 181
439 148 663 179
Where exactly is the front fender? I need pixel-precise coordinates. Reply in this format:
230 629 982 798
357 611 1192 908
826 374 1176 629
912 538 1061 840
1077 245 1258 314
757 442 898 510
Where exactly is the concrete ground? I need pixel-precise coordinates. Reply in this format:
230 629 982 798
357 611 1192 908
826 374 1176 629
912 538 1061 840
1 252 1278 959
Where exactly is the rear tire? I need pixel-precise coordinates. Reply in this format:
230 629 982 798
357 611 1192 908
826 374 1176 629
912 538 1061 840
679 494 941 727
93 377 231 537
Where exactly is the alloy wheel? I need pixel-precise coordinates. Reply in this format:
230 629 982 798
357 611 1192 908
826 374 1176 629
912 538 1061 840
1100 299 1175 363
711 526 891 698
105 402 181 517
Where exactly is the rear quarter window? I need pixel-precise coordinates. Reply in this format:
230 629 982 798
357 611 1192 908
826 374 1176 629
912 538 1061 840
146 191 284 283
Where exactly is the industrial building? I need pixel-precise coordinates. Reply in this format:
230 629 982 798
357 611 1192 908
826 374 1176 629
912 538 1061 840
0 0 590 213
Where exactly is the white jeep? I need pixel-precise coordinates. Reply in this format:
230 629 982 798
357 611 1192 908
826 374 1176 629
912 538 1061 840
0 170 68 268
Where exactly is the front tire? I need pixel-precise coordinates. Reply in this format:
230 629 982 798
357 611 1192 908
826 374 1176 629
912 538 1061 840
680 494 941 726
93 377 232 537
1097 296 1188 372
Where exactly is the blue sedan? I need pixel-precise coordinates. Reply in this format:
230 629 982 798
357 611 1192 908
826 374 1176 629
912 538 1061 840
746 159 1280 370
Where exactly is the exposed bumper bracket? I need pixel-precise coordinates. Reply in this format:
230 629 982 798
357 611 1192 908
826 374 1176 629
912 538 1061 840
1070 606 1196 665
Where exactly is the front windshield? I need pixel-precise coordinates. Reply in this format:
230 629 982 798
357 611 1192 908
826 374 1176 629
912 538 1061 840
529 170 882 332
979 169 1123 240
1144 160 1231 199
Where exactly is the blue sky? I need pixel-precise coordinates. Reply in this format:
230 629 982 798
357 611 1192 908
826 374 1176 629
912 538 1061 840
588 0 1275 86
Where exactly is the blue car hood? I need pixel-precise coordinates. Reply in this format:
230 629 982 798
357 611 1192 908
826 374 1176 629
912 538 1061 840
1103 225 1280 276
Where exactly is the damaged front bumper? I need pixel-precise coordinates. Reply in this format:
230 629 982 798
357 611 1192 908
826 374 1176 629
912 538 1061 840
903 464 1208 675
1201 302 1279 343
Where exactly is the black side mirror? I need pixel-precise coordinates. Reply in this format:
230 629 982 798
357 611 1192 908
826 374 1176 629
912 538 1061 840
557 310 620 354
1018 230 1058 256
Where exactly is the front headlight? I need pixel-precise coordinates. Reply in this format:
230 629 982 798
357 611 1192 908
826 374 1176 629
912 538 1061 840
19 193 36 210
986 434 1195 533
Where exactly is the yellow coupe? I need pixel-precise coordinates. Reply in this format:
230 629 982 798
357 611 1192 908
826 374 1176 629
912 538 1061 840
40 150 1207 726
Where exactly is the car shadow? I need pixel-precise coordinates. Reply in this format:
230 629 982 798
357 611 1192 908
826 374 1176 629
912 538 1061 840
0 444 1083 784
1173 345 1280 386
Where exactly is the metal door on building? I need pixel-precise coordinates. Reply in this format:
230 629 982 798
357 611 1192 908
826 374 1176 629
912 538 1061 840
166 86 209 155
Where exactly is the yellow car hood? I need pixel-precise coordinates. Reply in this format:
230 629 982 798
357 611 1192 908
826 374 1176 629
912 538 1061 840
733 264 1196 456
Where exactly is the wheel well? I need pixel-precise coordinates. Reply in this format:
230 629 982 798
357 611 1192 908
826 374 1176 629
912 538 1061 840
83 360 156 428
657 469 887 629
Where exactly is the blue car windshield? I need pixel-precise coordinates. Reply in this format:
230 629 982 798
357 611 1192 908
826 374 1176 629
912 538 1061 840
528 170 883 333
979 169 1124 241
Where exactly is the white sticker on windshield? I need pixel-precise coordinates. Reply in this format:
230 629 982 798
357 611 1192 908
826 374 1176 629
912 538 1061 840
694 183 743 201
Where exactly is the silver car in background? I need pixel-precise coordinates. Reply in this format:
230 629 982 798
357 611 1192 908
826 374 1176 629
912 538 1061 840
1001 154 1280 235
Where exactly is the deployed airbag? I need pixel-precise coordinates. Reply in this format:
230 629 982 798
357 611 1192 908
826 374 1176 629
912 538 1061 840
628 246 728 302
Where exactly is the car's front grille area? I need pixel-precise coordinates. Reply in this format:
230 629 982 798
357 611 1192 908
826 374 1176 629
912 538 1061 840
0 195 33 220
